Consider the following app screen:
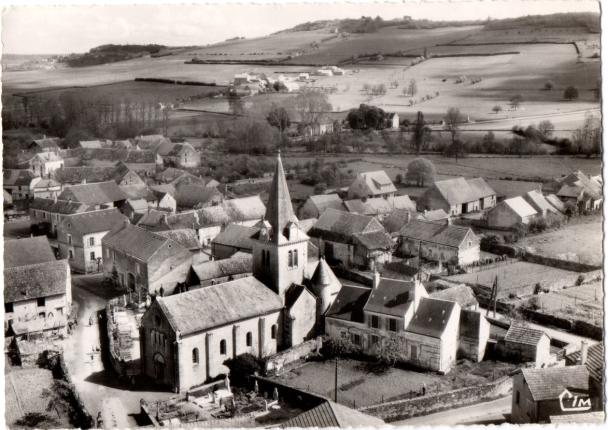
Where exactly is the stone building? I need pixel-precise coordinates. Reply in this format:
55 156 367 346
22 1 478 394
347 170 397 201
486 196 537 229
500 324 551 367
418 177 496 216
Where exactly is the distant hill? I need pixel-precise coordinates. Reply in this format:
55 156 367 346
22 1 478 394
485 12 600 32
59 44 168 67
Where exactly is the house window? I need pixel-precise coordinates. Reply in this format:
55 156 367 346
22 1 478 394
388 318 397 332
410 345 418 359
5 303 13 313
67 234 72 245
351 333 361 346
89 237 95 246
56 307 64 315
271 324 277 339
516 391 520 405
288 251 293 268
246 332 253 347
136 264 141 275
192 348 199 364
37 297 45 307
68 250 74 260
370 335 379 346
293 250 298 268
219 340 227 355
90 251 96 261
370 315 380 329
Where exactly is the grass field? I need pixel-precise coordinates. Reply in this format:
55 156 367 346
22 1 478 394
519 214 603 266
445 261 585 298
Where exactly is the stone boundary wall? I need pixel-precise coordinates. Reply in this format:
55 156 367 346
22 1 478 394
358 376 512 422
521 252 602 273
264 337 323 375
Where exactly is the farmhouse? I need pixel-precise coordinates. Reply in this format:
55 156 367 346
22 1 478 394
344 197 395 220
418 209 450 223
457 309 490 362
418 177 496 216
30 178 62 199
347 170 397 200
511 366 600 423
102 223 193 298
299 194 344 219
29 137 61 153
174 184 224 210
308 208 393 270
139 277 283 392
398 219 480 266
134 134 172 152
545 194 566 214
523 190 560 217
382 209 413 234
30 198 91 236
486 196 537 229
547 171 602 211
4 169 37 200
500 324 551 367
158 142 200 169
58 181 128 209
57 208 127 273
25 152 65 177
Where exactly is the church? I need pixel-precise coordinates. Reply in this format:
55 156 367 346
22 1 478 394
139 152 342 392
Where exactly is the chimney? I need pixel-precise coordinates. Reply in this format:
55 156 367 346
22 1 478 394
372 270 381 289
580 340 589 365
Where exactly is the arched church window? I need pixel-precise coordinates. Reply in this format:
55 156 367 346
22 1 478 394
271 324 277 339
220 339 227 355
246 332 252 347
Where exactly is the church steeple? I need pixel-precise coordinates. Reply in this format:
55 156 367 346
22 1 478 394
265 150 298 243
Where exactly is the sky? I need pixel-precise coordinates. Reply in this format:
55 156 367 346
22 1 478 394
2 0 601 55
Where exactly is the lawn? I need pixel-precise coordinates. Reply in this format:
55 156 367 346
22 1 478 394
518 214 603 266
445 261 585 298
270 358 516 408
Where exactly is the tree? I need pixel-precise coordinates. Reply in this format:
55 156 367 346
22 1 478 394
443 107 463 146
314 182 328 194
445 139 467 162
223 353 263 387
537 120 555 139
571 114 601 157
412 111 430 155
346 104 387 130
289 90 332 131
266 104 291 134
408 79 418 97
405 158 436 187
509 94 523 110
492 105 502 114
543 81 554 90
13 413 60 429
224 118 276 154
377 335 404 366
564 86 579 101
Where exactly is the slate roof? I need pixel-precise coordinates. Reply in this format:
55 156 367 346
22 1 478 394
521 365 590 402
430 285 478 309
30 198 90 214
365 277 418 317
546 194 566 213
59 181 127 205
557 184 585 199
502 196 538 218
191 253 252 281
156 276 283 335
432 177 495 205
5 260 69 303
156 229 201 250
60 208 126 235
309 208 384 243
223 195 266 221
504 324 548 345
524 190 559 214
399 219 474 248
212 224 257 250
103 223 181 262
352 231 393 250
4 236 56 268
406 297 457 338
281 400 384 428
305 193 344 215
326 285 371 323
174 184 223 208
566 343 604 384
264 153 299 243
4 169 36 187
459 309 483 339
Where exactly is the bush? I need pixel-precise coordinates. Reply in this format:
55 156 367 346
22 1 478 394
480 234 504 251
575 275 585 286
564 86 579 101
321 337 361 359
223 353 264 386
543 81 554 90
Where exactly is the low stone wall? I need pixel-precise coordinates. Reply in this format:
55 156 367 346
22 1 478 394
264 337 323 375
522 252 602 273
520 308 603 341
358 376 512 422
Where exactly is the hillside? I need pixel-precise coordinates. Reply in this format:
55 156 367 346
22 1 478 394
58 44 170 67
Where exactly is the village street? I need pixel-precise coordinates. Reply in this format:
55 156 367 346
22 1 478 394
62 275 174 427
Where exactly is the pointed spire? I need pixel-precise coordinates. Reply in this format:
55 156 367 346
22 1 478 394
265 150 297 242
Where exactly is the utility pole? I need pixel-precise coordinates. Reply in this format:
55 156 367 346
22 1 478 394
334 357 338 403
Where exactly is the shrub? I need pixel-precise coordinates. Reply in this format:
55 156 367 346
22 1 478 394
223 353 264 386
543 81 554 90
321 337 361 359
564 86 579 101
575 275 585 286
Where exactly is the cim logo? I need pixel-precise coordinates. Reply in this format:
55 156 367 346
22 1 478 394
559 388 592 412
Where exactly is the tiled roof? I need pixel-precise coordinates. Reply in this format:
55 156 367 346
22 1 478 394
432 177 495 205
502 196 538 218
79 140 108 149
191 253 252 281
223 196 266 222
383 209 413 234
546 194 566 213
487 179 542 200
306 193 344 214
166 142 196 157
4 169 36 187
352 231 393 250
524 190 559 214
156 276 283 335
32 178 61 189
30 198 90 214
521 365 590 402
126 198 149 212
344 197 394 216
281 400 384 428
393 195 416 211
364 277 417 317
5 260 69 303
459 309 483 339
174 184 223 208
197 205 232 226
309 208 384 243
103 223 182 262
53 166 114 184
504 324 548 346
4 236 56 268
122 185 156 201
326 285 371 323
557 184 585 199
212 224 257 250
557 171 602 199
60 208 126 235
406 297 457 338
298 218 318 233
156 229 201 250
31 137 60 150
566 343 604 384
430 285 478 309
59 181 127 205
419 209 449 222
399 219 474 248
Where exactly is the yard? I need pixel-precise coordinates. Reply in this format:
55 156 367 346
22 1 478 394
270 358 516 409
518 214 603 266
445 261 588 299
